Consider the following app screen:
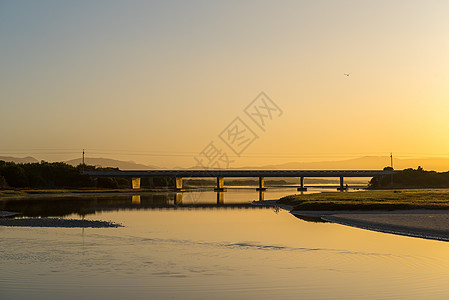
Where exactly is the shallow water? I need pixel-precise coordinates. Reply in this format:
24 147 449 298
2 188 449 299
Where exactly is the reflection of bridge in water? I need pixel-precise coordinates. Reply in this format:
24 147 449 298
130 193 265 207
131 190 267 205
85 169 394 192
0 192 273 219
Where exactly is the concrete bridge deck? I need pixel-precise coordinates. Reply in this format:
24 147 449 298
84 169 395 191
84 170 392 178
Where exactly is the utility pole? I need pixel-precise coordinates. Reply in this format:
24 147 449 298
390 152 393 169
82 149 85 171
390 152 394 186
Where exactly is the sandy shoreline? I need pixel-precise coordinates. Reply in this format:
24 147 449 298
252 200 449 242
291 210 449 242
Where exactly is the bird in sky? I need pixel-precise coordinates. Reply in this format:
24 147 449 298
344 73 351 76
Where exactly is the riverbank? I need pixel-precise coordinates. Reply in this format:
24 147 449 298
292 210 449 241
0 189 133 227
279 189 449 210
275 189 449 242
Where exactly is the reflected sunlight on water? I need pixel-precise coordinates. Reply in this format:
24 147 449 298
2 189 449 299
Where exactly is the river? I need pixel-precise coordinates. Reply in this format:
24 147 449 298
1 187 449 299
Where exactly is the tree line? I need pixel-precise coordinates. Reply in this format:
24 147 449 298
0 161 172 189
369 167 449 189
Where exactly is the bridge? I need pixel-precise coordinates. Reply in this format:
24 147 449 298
84 169 395 191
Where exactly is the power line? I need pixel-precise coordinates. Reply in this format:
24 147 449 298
1 149 449 159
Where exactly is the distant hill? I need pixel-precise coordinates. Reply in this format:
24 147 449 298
0 156 38 163
65 158 159 170
241 156 449 172
2 155 449 172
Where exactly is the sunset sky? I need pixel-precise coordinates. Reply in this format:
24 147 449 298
1 0 448 168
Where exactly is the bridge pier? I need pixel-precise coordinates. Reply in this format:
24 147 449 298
214 177 227 192
337 176 348 191
132 177 141 189
175 177 184 191
256 177 266 191
297 176 307 191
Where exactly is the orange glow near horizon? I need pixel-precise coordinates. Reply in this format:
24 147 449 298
1 1 449 168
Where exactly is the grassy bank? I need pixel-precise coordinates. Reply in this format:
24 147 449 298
279 189 449 211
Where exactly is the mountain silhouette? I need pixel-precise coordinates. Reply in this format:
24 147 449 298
0 156 38 163
2 155 449 171
240 156 449 172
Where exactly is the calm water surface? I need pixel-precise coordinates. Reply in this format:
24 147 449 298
2 188 449 299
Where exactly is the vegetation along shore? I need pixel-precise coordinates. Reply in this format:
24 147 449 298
279 189 449 211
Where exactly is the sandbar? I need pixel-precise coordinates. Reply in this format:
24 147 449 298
0 216 122 228
292 210 449 242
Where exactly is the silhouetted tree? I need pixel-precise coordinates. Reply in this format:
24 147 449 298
0 163 29 187
96 177 119 189
369 167 449 189
0 175 8 188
